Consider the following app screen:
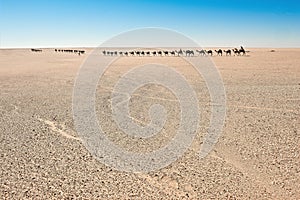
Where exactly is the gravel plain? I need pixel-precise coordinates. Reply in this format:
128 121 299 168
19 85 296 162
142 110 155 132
0 48 299 199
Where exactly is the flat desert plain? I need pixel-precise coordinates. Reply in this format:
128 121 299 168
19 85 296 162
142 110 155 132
0 48 299 199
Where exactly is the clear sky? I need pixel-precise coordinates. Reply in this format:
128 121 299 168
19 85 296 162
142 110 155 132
1 0 300 48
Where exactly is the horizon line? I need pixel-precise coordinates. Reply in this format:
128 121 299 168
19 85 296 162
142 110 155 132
1 46 300 49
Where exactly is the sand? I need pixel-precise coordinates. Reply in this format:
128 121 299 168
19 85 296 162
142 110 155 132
0 48 299 199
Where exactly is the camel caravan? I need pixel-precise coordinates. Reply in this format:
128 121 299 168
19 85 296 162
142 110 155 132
55 49 85 55
31 48 42 52
102 46 248 57
31 48 85 55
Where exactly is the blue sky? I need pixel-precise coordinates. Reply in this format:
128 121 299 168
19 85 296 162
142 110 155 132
1 0 300 48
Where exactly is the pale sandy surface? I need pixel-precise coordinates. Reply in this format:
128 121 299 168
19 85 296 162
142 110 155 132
0 48 299 199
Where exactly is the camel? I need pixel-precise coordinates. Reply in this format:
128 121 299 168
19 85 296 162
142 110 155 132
175 49 183 56
239 46 246 55
169 51 176 56
205 50 213 56
158 51 162 56
102 50 106 56
146 51 151 56
232 48 240 56
163 51 169 56
196 49 206 56
152 51 157 56
223 49 231 56
184 50 194 56
215 49 223 56
135 51 141 56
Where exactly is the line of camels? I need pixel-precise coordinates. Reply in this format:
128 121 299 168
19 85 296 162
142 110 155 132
31 49 85 55
102 46 247 57
31 49 42 52
31 48 86 55
55 49 85 55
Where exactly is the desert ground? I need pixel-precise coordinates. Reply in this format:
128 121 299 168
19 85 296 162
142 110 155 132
0 48 299 199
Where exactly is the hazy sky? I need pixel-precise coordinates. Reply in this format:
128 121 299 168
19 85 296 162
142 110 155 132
1 0 300 48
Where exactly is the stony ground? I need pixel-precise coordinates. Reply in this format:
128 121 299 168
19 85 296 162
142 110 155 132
0 48 299 199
